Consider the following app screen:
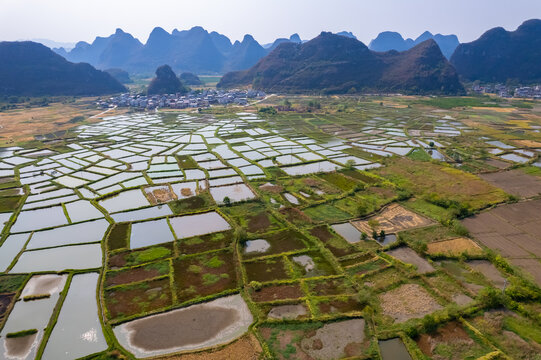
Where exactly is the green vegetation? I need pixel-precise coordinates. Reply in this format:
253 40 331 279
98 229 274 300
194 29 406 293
6 329 38 338
0 275 26 293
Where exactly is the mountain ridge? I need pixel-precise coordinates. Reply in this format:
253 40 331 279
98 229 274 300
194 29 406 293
218 32 464 95
0 41 126 96
450 19 541 83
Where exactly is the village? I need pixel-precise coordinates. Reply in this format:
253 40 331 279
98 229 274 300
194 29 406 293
98 89 267 110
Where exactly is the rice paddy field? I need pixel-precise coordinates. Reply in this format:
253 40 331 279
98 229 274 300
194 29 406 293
0 95 541 359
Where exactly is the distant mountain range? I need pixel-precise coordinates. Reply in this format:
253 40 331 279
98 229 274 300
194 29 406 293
368 31 459 59
218 32 464 95
451 19 541 83
2 19 540 97
53 27 307 75
0 41 126 96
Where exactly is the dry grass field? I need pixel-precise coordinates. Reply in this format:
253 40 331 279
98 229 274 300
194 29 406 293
0 98 128 145
426 237 483 256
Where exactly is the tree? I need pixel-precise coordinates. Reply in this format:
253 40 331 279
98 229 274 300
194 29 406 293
283 99 292 109
361 232 368 241
223 196 231 206
379 230 386 240
372 229 378 240
429 141 435 148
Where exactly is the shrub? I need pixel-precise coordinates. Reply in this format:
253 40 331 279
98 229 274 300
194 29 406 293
477 287 504 309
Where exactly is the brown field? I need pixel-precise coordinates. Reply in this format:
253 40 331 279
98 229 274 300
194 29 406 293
480 170 541 198
352 203 433 235
426 238 483 257
160 334 262 360
385 246 435 274
512 139 541 148
462 200 541 285
379 283 443 323
146 187 177 205
0 99 129 145
416 321 490 360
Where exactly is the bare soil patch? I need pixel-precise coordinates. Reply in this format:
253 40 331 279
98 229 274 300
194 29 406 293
0 293 14 321
480 170 541 198
416 321 489 360
462 200 541 285
385 247 435 274
267 303 309 320
250 283 304 302
160 334 262 360
4 333 38 358
260 319 367 360
467 260 506 289
146 187 177 205
380 283 443 323
426 238 483 257
353 204 433 235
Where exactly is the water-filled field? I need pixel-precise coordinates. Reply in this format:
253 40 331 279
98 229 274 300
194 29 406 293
1 96 541 358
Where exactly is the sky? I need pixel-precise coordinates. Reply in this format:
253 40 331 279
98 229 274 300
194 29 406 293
1 0 541 46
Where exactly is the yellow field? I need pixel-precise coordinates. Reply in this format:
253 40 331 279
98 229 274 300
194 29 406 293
0 99 128 145
426 237 483 256
471 106 516 113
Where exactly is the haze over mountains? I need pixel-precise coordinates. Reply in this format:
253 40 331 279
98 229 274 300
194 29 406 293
52 27 461 75
368 31 459 59
54 27 300 75
1 19 539 97
218 33 465 95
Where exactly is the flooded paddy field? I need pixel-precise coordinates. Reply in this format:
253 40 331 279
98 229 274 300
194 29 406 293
1 96 541 358
113 294 252 357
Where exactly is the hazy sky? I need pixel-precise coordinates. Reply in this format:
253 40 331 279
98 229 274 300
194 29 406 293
2 0 540 45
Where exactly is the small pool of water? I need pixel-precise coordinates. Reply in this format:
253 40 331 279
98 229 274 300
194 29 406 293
210 184 256 204
331 223 361 243
281 161 341 176
243 239 271 254
98 190 150 213
42 273 107 360
169 212 231 239
379 338 412 360
130 219 175 249
10 243 102 273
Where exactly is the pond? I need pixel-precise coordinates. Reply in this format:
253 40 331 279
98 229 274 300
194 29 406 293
499 153 529 163
282 161 341 176
331 223 361 243
0 274 67 360
210 184 256 204
427 149 446 161
379 338 412 360
169 212 231 239
243 239 271 254
130 219 175 249
98 190 150 213
283 193 299 205
377 234 398 246
64 200 104 223
26 219 109 250
111 205 172 223
0 233 28 271
10 243 103 273
42 273 107 360
10 206 68 233
113 294 252 357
